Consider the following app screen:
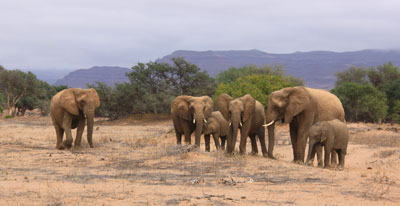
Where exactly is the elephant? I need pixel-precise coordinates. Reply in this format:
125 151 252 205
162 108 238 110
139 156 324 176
264 86 345 163
50 88 100 149
171 95 213 148
306 119 349 169
216 93 268 156
202 111 229 152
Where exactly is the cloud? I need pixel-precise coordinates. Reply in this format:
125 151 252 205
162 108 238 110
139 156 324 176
0 0 400 70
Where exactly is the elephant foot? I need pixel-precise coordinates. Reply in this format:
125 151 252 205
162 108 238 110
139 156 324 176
265 153 276 159
56 144 65 150
293 160 304 165
250 151 258 156
305 159 313 166
62 141 72 149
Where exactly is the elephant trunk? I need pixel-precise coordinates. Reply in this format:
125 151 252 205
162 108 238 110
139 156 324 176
86 112 95 148
267 121 275 158
194 114 205 147
228 114 240 153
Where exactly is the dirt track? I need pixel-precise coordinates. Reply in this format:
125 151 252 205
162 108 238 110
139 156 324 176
0 116 399 205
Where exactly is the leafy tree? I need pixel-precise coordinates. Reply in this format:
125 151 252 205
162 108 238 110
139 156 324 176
331 83 387 122
216 64 285 83
214 74 299 108
53 85 68 92
335 66 368 87
0 69 38 116
367 62 400 89
0 93 3 113
391 100 400 123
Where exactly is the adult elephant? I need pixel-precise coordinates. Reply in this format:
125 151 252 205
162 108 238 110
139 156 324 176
216 94 268 157
171 95 213 148
264 86 345 163
50 88 100 149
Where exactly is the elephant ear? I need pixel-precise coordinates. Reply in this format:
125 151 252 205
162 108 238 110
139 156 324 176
216 93 232 121
90 88 101 108
175 96 192 121
284 87 310 124
321 121 333 142
241 94 255 122
202 96 214 118
59 88 79 116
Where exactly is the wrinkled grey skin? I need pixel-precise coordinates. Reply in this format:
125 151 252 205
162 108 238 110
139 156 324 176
171 95 213 149
265 86 345 163
216 94 268 157
306 119 349 169
202 111 229 152
50 88 100 149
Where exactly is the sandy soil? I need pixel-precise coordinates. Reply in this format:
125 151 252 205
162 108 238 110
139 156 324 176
0 116 399 206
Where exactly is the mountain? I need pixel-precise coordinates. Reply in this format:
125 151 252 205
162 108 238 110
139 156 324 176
157 49 400 89
53 66 130 88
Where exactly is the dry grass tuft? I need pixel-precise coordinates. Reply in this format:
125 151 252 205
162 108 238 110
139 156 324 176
373 149 399 158
350 130 400 147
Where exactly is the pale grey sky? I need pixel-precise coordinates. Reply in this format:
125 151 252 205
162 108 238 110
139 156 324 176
1 0 400 71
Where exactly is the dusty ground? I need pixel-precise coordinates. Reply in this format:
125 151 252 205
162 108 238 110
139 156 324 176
0 115 400 206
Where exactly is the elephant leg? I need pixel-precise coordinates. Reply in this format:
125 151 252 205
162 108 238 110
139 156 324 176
183 123 192 145
204 134 211 152
62 112 74 149
324 146 331 168
212 133 220 151
249 134 258 155
331 150 338 167
220 136 226 150
257 126 268 157
75 117 85 147
176 132 182 144
55 125 64 150
338 150 345 169
295 120 312 163
315 144 323 167
289 121 298 161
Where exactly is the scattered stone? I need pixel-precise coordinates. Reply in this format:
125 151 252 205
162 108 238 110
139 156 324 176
367 167 372 170
191 177 204 185
241 196 246 199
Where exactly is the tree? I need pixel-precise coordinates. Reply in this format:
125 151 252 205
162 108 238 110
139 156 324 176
0 93 3 113
335 66 368 87
0 69 38 116
215 64 304 86
214 74 299 108
331 83 387 122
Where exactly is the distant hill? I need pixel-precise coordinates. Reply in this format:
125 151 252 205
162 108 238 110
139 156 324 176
157 49 400 89
53 66 130 88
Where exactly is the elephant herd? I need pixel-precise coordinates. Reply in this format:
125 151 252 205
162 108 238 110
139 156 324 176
49 86 349 169
170 86 349 169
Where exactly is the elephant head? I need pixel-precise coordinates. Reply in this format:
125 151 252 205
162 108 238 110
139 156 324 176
174 96 213 146
216 93 255 153
265 87 311 126
60 88 100 147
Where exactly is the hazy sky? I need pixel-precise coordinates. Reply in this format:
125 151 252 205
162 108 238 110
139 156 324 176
1 0 400 71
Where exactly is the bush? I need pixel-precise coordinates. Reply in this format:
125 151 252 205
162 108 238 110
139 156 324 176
331 83 388 122
214 74 300 108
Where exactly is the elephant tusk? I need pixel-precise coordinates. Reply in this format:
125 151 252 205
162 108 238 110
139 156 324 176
240 122 243 127
193 119 196 124
229 122 231 127
203 119 207 124
263 120 275 127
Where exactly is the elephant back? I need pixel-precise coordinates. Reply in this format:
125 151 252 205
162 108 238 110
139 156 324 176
306 88 345 122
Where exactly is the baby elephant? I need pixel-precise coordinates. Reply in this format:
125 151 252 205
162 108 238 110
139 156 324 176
307 119 349 169
202 111 229 152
